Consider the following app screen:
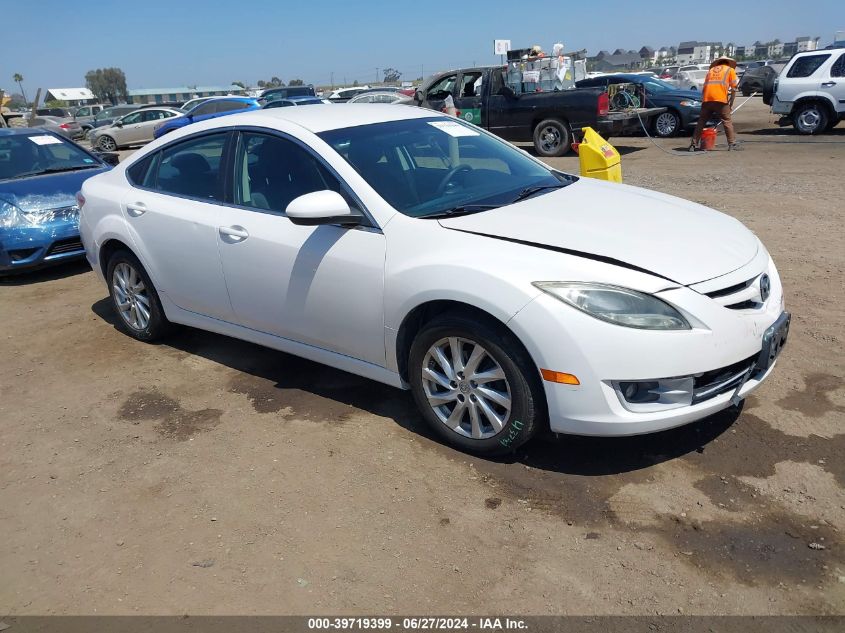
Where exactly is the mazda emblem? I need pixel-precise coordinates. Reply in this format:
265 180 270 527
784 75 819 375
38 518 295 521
759 274 771 303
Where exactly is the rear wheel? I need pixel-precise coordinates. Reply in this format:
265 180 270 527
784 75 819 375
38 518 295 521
409 313 543 455
107 250 171 341
792 102 828 135
533 119 571 157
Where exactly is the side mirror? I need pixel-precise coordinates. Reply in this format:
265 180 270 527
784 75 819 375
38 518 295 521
114 119 123 127
414 89 424 103
285 190 362 226
96 151 120 166
500 85 517 99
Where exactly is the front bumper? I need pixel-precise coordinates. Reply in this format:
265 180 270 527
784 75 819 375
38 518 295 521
0 222 85 273
507 259 786 436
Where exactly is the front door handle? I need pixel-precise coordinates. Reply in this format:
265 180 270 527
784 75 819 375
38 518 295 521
821 81 836 87
126 202 147 217
219 225 249 242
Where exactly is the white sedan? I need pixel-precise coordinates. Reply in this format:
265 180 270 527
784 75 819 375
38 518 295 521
78 105 789 454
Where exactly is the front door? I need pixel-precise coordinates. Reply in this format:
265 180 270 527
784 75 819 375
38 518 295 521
122 131 235 321
216 131 386 366
453 70 484 126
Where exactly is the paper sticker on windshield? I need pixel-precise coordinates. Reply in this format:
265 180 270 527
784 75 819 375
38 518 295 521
29 135 63 146
428 121 479 137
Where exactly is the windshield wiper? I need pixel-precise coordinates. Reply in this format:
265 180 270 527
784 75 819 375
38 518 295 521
9 165 100 180
510 184 566 204
422 204 500 219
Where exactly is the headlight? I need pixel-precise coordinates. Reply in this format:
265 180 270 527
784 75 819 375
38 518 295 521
0 200 24 228
533 282 691 330
679 100 701 107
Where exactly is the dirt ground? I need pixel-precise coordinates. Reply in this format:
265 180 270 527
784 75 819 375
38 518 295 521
1 99 843 616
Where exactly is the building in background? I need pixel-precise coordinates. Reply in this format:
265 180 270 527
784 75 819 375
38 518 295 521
676 41 717 64
45 88 96 106
795 36 820 52
126 85 246 105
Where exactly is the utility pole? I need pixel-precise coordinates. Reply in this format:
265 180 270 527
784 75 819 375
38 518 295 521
376 68 380 84
330 72 334 90
29 88 41 123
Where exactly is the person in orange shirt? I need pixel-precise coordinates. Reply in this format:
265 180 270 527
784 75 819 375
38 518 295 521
689 56 741 151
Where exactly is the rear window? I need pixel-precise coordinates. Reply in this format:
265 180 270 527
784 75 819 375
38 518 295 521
787 54 831 78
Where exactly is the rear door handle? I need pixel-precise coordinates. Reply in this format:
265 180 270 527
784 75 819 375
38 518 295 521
219 225 249 242
126 202 147 217
821 81 836 87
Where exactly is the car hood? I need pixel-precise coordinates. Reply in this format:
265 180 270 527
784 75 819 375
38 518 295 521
0 167 108 212
656 89 702 101
437 179 759 286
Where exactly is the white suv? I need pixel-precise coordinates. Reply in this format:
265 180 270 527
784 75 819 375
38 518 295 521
767 47 845 134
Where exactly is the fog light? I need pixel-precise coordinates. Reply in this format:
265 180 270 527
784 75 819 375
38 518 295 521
613 377 694 412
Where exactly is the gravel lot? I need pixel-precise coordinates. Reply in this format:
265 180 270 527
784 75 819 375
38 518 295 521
1 99 843 616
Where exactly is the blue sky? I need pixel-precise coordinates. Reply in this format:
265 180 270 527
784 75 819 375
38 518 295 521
4 0 842 94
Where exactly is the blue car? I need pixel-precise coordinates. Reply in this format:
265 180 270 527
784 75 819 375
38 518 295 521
0 129 113 274
261 96 328 108
576 74 703 138
153 97 261 139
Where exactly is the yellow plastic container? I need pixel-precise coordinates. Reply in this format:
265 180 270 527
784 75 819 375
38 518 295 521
577 127 622 182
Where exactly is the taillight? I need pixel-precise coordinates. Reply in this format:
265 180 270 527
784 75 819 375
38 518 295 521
597 92 609 116
60 123 71 129
76 192 86 208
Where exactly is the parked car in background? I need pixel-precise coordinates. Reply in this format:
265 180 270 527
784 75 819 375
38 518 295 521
327 86 371 102
262 96 329 108
36 107 73 118
575 74 702 137
674 69 707 91
739 63 785 96
90 107 183 151
153 97 260 139
72 104 107 129
0 128 111 273
347 91 412 104
79 105 788 455
26 116 84 140
658 65 680 80
179 97 213 111
260 86 317 103
88 105 140 131
768 47 845 134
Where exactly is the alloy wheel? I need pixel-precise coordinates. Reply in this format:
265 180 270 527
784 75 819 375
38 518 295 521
112 262 151 331
539 126 561 153
98 136 117 151
421 337 512 440
797 107 822 133
655 112 678 137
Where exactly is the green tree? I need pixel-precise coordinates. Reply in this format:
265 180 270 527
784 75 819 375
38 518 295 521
382 68 402 83
257 80 266 88
288 78 304 86
85 67 128 105
232 81 247 89
13 73 28 105
43 99 68 109
270 76 284 87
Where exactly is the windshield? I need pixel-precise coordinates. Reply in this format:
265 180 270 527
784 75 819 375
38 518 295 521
638 78 678 93
319 117 573 218
0 133 101 181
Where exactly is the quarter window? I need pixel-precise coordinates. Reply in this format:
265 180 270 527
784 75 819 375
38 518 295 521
234 133 343 213
153 133 228 201
786 54 831 78
831 53 845 78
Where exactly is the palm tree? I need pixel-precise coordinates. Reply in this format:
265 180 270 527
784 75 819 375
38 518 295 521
13 73 28 105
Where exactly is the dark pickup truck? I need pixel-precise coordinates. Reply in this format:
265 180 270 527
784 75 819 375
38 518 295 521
414 66 662 156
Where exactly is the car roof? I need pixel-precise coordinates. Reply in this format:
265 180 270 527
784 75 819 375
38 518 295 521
0 127 65 138
186 104 438 134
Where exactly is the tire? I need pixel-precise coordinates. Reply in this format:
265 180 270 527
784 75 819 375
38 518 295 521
653 110 681 138
762 73 776 106
106 249 171 342
792 102 829 135
533 119 571 157
98 135 118 151
408 313 544 455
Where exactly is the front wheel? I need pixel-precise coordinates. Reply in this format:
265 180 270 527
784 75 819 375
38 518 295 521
533 119 571 157
98 135 118 151
409 314 543 454
792 102 828 135
653 110 681 138
107 250 171 341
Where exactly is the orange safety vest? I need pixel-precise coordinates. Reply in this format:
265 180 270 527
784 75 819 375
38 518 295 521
701 65 738 103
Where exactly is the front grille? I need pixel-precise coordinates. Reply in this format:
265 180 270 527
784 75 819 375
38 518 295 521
9 247 39 262
691 354 757 404
704 275 763 310
46 238 84 257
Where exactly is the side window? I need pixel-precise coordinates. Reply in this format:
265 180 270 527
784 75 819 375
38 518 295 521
235 132 342 213
192 102 217 116
127 154 156 187
490 69 504 94
122 112 142 124
459 73 483 98
154 133 228 201
76 107 89 117
787 54 831 78
141 110 163 122
427 74 457 99
831 53 845 78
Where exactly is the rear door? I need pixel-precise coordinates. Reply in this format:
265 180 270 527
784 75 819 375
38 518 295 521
121 131 236 321
137 109 175 143
826 52 845 115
